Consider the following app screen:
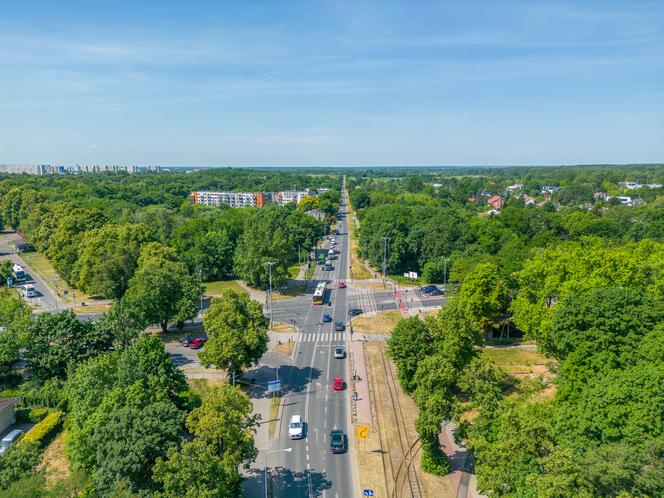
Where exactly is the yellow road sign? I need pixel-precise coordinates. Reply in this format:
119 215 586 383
357 426 369 439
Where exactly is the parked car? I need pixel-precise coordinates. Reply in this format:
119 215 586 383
334 347 345 359
338 281 346 289
333 377 344 391
330 429 346 454
348 308 362 317
334 320 345 332
0 429 24 455
322 314 332 323
288 415 304 440
180 338 191 347
189 337 207 349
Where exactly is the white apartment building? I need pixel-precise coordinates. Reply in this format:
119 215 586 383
273 190 312 206
190 191 266 208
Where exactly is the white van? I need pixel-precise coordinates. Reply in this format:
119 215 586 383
288 415 304 439
0 429 24 455
23 285 36 298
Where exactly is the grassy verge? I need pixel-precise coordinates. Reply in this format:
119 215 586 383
202 279 245 297
351 310 403 334
20 251 111 312
272 322 297 334
267 394 283 439
273 281 307 300
272 340 295 357
345 192 373 280
287 263 302 279
481 347 557 399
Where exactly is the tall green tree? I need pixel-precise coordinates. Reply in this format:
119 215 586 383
153 441 233 498
24 310 113 380
123 243 198 333
0 289 30 375
232 208 290 289
199 290 268 378
459 262 509 335
74 224 150 298
387 317 435 393
185 385 259 492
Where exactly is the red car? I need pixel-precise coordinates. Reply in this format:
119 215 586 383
333 378 344 391
338 281 346 289
189 337 207 349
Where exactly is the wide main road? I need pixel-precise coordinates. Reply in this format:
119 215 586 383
269 180 356 498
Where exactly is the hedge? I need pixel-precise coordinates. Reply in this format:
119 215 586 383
15 407 50 424
21 411 63 446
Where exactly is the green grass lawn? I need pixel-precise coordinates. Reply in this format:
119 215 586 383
20 252 98 304
202 280 245 297
287 263 303 279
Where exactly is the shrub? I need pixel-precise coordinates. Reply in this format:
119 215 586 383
0 441 41 490
420 446 450 476
21 411 63 446
16 406 50 424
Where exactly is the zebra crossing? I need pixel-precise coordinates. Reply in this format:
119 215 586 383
298 332 346 342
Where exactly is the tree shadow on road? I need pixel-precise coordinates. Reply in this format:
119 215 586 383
243 364 322 399
243 466 332 498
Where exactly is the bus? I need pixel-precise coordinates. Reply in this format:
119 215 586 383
313 282 326 305
12 264 25 281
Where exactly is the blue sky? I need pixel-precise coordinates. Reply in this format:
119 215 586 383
1 1 663 166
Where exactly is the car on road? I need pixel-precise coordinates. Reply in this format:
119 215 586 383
330 429 346 454
334 320 345 331
334 347 345 359
338 281 346 289
180 338 191 347
348 308 362 317
189 337 207 349
324 264 333 271
333 377 344 391
322 314 332 323
288 415 304 440
0 429 24 456
420 284 444 296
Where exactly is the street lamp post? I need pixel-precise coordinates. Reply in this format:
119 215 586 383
267 261 277 383
264 447 293 498
381 235 390 288
441 256 450 292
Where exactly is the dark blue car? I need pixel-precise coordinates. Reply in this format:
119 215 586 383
322 314 332 322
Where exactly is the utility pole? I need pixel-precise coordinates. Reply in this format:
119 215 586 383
199 268 203 314
382 235 390 288
267 261 277 383
441 256 450 292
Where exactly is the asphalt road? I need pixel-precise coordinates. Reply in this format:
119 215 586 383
0 231 61 312
255 182 356 498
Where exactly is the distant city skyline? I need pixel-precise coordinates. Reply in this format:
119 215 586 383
1 1 663 166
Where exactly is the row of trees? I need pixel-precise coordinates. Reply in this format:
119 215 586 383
387 239 664 495
349 165 663 285
0 170 340 300
1 284 271 496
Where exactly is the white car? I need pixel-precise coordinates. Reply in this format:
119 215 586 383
288 415 304 440
0 429 24 455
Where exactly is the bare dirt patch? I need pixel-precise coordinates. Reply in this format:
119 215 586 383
38 430 70 486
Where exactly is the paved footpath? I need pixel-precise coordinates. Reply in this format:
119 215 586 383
349 339 371 425
439 422 486 498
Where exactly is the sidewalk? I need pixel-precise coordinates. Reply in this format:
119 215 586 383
439 421 487 498
349 339 372 424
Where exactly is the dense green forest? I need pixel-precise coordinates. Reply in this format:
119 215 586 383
0 168 341 296
1 165 663 496
376 165 664 496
